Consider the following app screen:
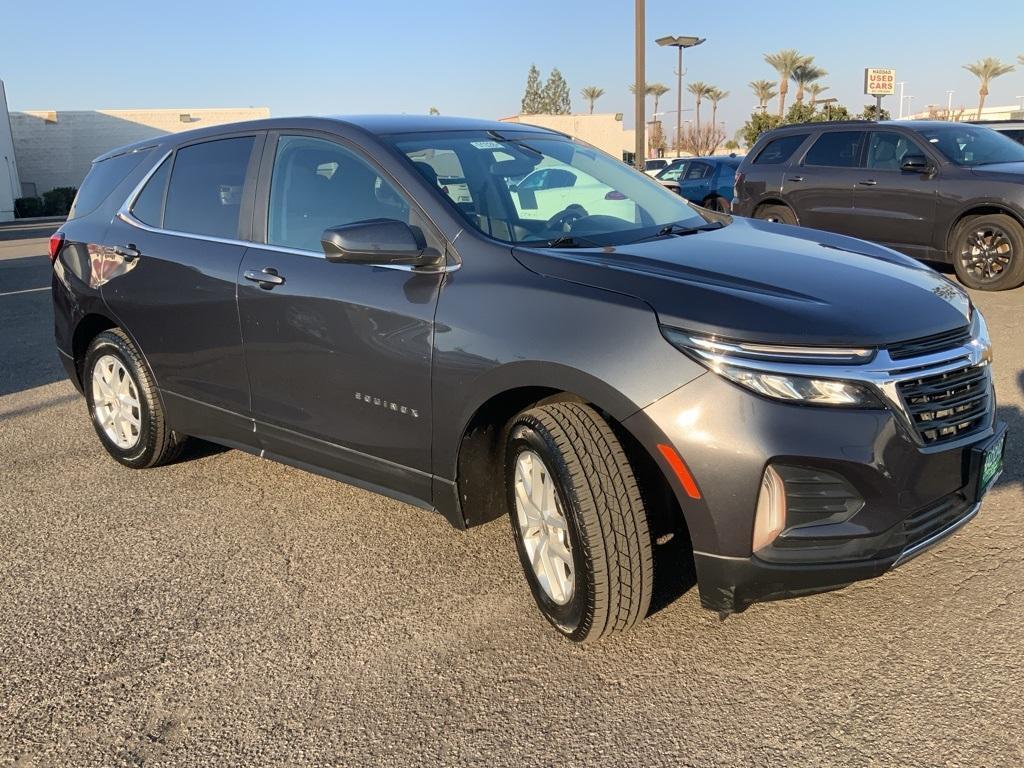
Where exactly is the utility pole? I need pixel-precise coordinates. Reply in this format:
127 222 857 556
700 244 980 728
656 34 705 158
946 90 955 112
634 0 645 171
897 81 905 118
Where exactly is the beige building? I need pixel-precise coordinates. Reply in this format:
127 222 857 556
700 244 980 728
0 81 19 222
905 103 1024 122
11 107 270 196
499 113 636 161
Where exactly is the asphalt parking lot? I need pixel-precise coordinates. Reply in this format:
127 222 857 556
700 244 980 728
1 226 1022 767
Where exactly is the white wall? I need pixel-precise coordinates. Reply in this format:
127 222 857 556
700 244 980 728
11 107 270 196
0 81 20 222
499 113 635 160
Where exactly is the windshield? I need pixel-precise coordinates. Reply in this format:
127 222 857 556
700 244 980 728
389 131 711 246
916 124 1024 166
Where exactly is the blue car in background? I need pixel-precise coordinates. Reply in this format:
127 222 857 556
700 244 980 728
654 155 742 213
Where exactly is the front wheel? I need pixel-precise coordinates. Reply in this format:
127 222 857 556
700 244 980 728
951 214 1024 290
505 403 653 643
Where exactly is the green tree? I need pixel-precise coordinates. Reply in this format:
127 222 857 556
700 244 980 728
764 49 810 117
521 64 545 114
542 68 572 114
709 88 729 129
580 86 605 114
860 104 891 120
963 57 1015 119
791 61 827 104
749 79 777 111
687 81 714 131
428 106 440 116
741 111 783 146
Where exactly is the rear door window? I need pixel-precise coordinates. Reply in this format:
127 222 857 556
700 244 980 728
163 137 255 239
68 148 153 220
803 131 866 168
753 134 807 165
685 162 712 180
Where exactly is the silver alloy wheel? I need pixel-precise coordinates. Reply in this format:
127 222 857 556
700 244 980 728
513 450 575 605
91 354 142 450
960 225 1014 282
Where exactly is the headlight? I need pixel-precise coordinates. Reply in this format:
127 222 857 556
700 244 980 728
663 328 885 408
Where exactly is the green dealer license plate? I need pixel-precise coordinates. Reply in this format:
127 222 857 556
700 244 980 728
978 429 1006 498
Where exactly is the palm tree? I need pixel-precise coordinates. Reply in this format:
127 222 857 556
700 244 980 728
687 81 714 131
791 61 827 105
764 49 810 117
580 86 605 114
807 83 829 107
709 88 729 128
963 57 1016 119
648 83 670 116
749 79 777 111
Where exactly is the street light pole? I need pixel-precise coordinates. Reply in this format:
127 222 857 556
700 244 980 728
656 34 705 158
897 81 905 119
634 0 645 171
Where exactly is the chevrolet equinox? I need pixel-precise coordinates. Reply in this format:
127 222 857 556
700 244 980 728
51 116 1006 642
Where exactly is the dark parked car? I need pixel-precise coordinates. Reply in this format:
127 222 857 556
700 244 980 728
654 155 742 212
52 115 1005 642
733 120 1024 290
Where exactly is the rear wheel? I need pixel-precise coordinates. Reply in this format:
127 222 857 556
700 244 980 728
505 402 653 643
951 213 1024 290
83 329 184 468
754 203 797 225
702 196 731 214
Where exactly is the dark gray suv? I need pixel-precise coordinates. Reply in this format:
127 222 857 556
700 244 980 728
733 120 1024 290
51 116 1005 642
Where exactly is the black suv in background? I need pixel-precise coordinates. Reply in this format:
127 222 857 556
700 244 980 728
733 121 1024 290
52 116 1005 642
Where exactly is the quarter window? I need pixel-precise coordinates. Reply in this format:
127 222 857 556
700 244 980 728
804 131 866 168
131 156 171 227
268 135 411 252
163 137 255 239
753 134 808 165
69 148 153 220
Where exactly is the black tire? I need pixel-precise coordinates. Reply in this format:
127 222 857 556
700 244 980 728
702 196 731 214
505 402 653 643
754 203 797 225
83 328 184 468
951 213 1024 291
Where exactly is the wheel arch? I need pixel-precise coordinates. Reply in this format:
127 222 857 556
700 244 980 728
71 313 119 386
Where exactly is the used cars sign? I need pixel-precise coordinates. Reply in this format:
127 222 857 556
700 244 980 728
864 68 896 95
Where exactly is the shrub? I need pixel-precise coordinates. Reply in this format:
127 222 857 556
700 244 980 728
42 186 78 216
14 196 45 218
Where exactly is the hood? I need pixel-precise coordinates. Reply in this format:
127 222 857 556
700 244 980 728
970 161 1024 181
513 217 971 347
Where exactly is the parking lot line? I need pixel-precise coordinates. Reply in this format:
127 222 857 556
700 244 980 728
0 286 49 297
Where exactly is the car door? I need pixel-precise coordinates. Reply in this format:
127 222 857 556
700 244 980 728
852 130 939 256
103 132 264 443
237 131 443 503
677 160 713 204
784 130 867 235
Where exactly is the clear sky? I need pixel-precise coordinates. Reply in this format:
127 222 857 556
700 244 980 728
5 0 1024 140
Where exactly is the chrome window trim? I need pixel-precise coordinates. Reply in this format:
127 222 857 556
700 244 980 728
116 150 461 274
667 313 993 449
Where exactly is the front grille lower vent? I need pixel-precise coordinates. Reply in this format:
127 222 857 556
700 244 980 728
888 326 972 360
897 364 991 445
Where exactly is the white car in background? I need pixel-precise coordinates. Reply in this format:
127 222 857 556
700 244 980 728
510 166 636 222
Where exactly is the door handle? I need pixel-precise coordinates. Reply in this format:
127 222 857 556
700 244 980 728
112 244 140 261
859 179 879 186
787 176 804 182
244 268 285 289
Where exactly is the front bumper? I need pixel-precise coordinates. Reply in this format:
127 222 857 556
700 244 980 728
623 372 1002 614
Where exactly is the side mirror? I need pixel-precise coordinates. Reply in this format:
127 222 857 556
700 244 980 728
901 154 933 173
320 219 439 267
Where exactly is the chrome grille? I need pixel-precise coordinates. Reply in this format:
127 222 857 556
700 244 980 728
888 326 972 360
897 364 991 445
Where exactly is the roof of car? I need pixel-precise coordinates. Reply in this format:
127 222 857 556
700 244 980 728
93 114 559 163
